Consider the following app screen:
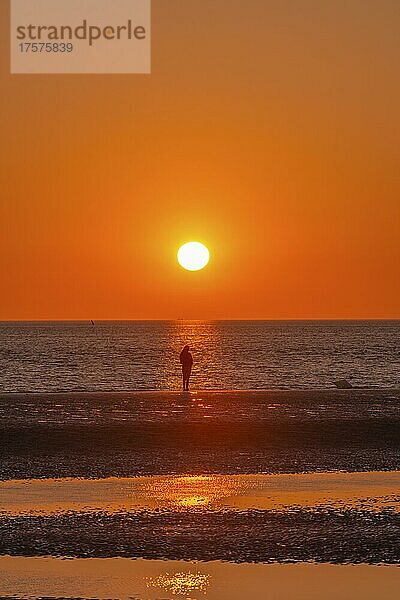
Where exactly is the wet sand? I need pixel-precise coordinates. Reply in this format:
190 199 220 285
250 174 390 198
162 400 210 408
0 471 399 564
2 390 399 426
0 391 399 569
2 505 398 564
1 390 399 480
0 557 399 600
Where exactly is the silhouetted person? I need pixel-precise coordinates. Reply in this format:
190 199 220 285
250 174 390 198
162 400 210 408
180 345 193 391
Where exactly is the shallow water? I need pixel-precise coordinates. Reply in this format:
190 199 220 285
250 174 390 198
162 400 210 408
0 320 398 392
0 557 399 600
1 471 399 516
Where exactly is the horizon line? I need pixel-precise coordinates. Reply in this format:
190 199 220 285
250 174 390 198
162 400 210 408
0 318 399 323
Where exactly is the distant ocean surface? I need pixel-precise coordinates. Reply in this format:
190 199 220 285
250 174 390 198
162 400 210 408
0 320 398 393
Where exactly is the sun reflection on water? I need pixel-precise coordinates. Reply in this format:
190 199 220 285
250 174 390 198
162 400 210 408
142 475 241 510
178 495 210 507
145 571 211 597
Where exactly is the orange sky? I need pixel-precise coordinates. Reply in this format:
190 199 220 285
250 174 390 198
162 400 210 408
0 0 399 319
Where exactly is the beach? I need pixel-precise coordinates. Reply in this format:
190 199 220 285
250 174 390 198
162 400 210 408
1 390 399 480
0 470 399 564
0 389 399 590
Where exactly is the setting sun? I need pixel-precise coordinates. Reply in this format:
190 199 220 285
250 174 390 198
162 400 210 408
177 242 210 271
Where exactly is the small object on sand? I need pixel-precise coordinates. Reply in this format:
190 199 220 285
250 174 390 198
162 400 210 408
90 320 95 326
334 379 353 389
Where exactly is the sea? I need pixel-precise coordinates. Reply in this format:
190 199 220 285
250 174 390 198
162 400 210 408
0 320 398 392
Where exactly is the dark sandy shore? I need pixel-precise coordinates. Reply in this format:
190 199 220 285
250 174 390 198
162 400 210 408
0 391 399 566
1 506 399 564
1 390 399 479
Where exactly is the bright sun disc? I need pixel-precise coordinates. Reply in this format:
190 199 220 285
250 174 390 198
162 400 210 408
178 242 210 271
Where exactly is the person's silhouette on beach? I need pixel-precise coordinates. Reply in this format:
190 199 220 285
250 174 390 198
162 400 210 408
180 345 193 391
